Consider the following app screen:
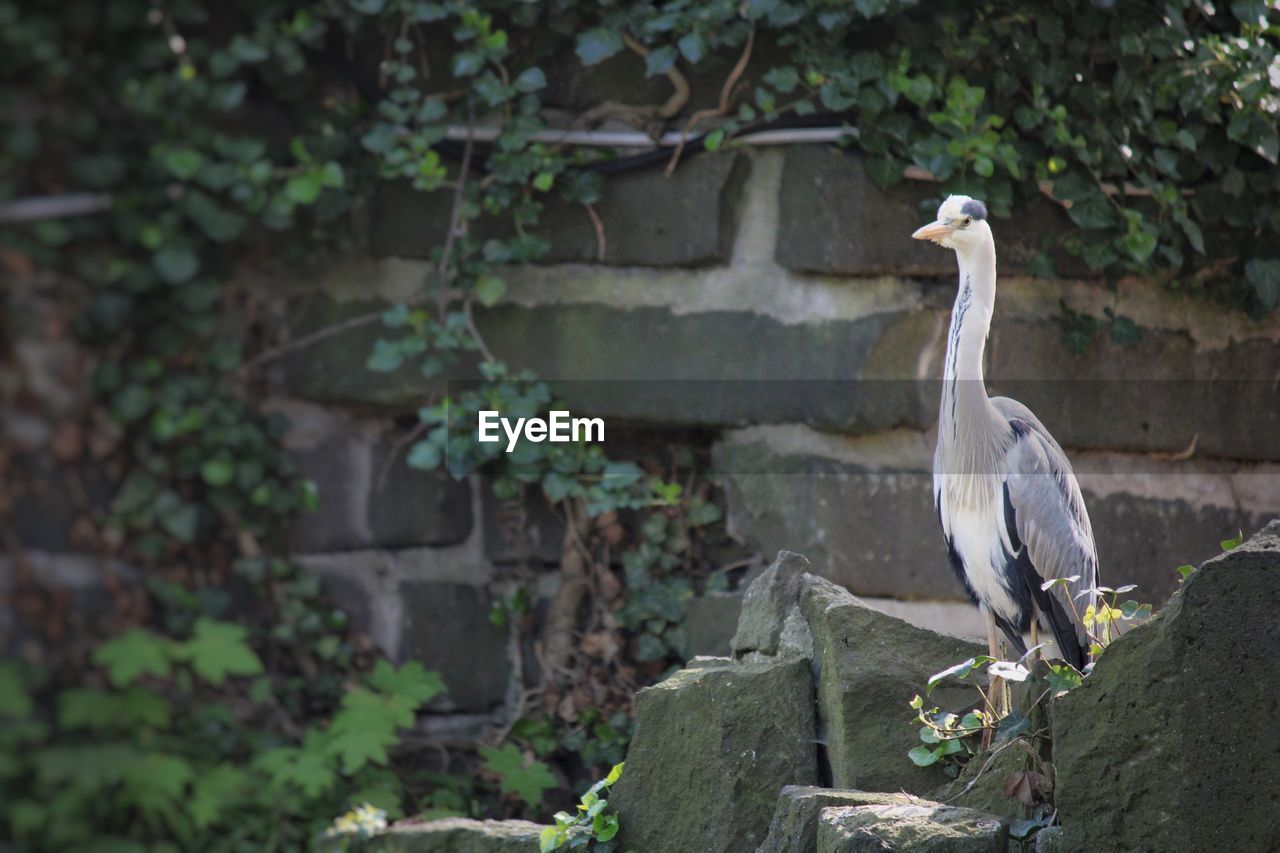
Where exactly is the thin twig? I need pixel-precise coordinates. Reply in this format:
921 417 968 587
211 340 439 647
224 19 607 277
376 419 430 492
463 298 497 363
584 203 607 262
665 28 755 176
435 99 476 319
240 310 382 373
621 32 690 120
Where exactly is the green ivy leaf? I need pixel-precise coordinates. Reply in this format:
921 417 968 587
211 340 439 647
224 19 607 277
907 745 939 766
514 66 546 93
185 619 264 685
256 734 337 798
93 629 175 687
201 458 235 487
190 764 250 829
366 659 446 706
576 29 623 66
644 45 676 77
455 51 483 75
1244 259 1280 311
0 663 32 717
475 274 507 306
676 32 705 64
161 148 205 180
153 246 200 284
479 744 557 807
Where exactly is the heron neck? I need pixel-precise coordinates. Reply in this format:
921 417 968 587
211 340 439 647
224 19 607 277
940 242 999 455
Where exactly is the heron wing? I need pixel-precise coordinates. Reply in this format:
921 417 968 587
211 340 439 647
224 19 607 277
992 397 1099 668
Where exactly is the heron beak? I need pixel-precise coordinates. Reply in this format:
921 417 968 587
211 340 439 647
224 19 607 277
911 220 955 243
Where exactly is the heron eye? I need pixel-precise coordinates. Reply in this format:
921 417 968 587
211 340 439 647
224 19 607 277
963 216 972 226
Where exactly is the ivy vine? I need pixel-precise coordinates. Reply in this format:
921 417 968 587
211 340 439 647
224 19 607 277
3 0 1279 848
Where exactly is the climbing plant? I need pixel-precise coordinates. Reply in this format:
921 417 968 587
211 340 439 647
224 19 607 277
3 0 1279 848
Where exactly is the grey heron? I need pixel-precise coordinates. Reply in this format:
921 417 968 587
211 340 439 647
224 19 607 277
912 196 1098 672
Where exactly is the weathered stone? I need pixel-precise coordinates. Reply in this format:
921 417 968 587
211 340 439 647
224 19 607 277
1033 826 1064 853
758 786 930 853
611 656 818 853
281 298 432 408
399 583 509 712
685 591 743 658
777 147 952 277
714 425 1280 609
289 418 472 553
802 576 985 794
777 146 1085 279
357 817 541 851
714 428 958 602
930 739 1035 824
474 306 936 434
986 326 1280 462
370 153 749 267
480 481 564 565
731 550 813 657
817 803 1008 853
369 441 473 549
1053 520 1280 853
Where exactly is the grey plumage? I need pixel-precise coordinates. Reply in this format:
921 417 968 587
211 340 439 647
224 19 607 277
914 195 1098 669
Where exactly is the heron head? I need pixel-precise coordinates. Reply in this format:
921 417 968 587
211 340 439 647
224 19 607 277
911 195 990 251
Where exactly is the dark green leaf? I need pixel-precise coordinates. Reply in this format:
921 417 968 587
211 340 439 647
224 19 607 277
576 29 623 66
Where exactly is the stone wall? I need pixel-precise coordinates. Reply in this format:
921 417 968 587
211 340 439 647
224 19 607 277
12 143 1280 725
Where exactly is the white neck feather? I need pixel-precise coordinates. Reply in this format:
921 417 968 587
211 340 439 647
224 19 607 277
939 235 1002 475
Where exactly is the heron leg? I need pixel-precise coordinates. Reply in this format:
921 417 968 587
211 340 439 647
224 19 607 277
1030 602 1040 657
983 608 1003 748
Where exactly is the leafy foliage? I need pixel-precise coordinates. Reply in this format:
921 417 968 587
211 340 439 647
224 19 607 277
7 0 1278 846
540 763 625 852
3 645 440 850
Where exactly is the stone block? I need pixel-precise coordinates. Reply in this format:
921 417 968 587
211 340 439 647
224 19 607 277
370 152 749 267
777 147 953 277
1053 520 1280 852
731 550 814 658
369 441 473 550
801 577 985 795
399 582 509 712
288 413 472 553
356 817 542 851
759 786 927 853
480 479 564 565
714 428 957 602
611 656 817 853
475 304 938 433
777 146 1085 279
986 323 1280 462
280 298 436 408
817 802 1008 853
684 591 743 658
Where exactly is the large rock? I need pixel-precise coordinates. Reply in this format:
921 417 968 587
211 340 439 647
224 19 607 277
1053 520 1280 852
801 577 986 794
759 786 933 853
731 550 814 658
728 551 987 795
611 656 818 853
358 817 541 851
817 802 1008 853
369 152 749 267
